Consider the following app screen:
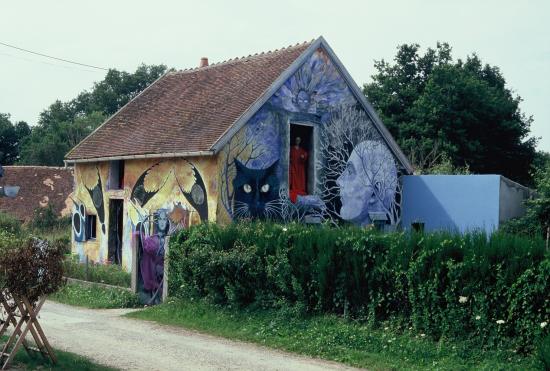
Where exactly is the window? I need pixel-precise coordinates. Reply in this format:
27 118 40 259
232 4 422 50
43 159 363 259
108 160 125 190
86 214 97 240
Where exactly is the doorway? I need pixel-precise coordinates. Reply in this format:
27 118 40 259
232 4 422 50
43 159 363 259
289 123 315 200
108 199 124 265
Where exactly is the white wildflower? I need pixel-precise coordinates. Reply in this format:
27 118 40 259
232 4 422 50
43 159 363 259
420 333 426 337
384 327 389 331
541 322 548 329
496 320 505 325
475 315 481 320
459 296 468 304
282 227 288 232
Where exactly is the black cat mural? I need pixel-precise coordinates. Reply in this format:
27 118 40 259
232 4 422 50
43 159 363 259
232 159 280 220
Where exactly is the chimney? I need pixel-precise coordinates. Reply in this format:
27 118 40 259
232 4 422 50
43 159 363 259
199 57 209 68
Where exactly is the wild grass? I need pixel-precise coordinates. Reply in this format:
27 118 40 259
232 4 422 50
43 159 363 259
0 336 116 370
63 255 131 288
127 298 543 370
49 281 139 309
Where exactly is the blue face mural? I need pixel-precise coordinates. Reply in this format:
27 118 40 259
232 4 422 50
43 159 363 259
336 141 398 226
232 159 280 220
220 48 401 227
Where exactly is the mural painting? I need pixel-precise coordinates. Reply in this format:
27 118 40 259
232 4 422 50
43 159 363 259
218 48 402 227
70 43 407 306
72 158 217 303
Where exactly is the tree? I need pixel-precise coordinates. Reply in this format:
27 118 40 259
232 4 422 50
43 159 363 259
19 64 168 166
363 43 537 185
0 113 30 165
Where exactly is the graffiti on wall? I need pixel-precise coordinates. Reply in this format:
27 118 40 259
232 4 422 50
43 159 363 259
218 48 402 227
125 160 211 304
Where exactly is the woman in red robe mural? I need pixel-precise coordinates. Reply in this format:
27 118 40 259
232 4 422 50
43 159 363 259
289 136 308 203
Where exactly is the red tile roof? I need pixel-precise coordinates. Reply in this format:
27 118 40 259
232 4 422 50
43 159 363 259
66 41 313 160
0 166 73 222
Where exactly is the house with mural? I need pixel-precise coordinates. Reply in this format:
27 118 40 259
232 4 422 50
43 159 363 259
65 36 414 303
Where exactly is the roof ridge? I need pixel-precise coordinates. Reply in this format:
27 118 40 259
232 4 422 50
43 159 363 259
170 40 313 75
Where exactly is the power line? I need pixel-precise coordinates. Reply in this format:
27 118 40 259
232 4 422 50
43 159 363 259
0 41 109 71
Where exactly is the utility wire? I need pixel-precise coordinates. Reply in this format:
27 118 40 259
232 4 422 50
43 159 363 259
0 41 109 71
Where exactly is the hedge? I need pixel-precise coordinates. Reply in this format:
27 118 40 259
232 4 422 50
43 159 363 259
168 222 549 353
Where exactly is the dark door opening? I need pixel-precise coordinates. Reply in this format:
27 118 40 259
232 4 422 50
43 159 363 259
108 199 123 265
289 124 314 202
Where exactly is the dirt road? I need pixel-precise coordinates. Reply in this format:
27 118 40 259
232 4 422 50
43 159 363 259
37 301 360 371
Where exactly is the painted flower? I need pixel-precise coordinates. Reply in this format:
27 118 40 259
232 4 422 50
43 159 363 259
459 296 468 304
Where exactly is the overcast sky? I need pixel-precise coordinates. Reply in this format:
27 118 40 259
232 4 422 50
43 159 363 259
1 0 548 152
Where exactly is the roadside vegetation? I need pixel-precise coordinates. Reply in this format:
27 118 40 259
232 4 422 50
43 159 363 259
63 255 131 288
12 345 116 370
2 336 116 371
128 298 543 370
163 222 549 369
49 281 139 309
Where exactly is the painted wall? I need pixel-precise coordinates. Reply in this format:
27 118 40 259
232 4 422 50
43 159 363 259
71 46 406 302
402 175 501 234
217 47 403 227
72 157 217 304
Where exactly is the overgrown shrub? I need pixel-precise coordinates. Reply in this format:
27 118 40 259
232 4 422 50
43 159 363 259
168 222 549 353
29 204 71 231
0 211 21 235
0 231 65 302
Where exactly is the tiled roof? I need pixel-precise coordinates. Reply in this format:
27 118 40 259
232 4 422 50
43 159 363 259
0 166 73 222
66 41 313 160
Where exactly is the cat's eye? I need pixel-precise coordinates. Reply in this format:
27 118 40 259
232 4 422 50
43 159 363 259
260 184 270 193
243 184 252 193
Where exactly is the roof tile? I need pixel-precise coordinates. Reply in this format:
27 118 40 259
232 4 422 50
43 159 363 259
66 41 312 160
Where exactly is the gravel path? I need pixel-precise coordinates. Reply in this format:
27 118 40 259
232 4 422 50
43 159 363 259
36 301 361 371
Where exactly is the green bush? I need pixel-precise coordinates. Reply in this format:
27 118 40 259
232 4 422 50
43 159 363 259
29 204 71 231
0 211 21 235
168 222 549 354
63 255 131 288
0 231 65 302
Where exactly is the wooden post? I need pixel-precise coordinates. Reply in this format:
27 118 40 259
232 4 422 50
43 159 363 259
85 255 89 281
162 236 170 302
0 291 56 370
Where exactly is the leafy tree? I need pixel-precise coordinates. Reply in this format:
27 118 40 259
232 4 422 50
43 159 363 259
19 111 106 166
0 113 30 165
364 43 537 184
502 158 550 239
19 64 167 166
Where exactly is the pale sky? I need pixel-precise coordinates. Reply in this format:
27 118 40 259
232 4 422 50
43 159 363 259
1 0 548 152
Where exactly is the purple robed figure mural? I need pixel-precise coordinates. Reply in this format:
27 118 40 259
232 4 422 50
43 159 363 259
139 209 170 304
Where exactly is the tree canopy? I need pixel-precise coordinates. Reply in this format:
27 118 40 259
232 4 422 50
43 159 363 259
363 43 537 184
0 113 30 165
18 64 168 166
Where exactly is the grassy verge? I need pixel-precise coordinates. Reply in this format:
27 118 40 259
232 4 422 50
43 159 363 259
126 299 542 370
1 337 115 370
49 281 139 309
63 256 131 288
